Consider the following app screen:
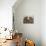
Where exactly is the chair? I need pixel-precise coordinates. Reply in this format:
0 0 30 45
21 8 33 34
25 40 35 46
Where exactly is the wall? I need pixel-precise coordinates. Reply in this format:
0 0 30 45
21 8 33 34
41 0 46 46
13 0 41 46
0 0 16 30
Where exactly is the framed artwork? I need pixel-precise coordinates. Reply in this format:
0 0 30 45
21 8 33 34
23 16 34 24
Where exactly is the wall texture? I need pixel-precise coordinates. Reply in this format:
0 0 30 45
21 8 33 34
13 0 41 46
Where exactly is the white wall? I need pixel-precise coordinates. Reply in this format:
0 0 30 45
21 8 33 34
41 0 46 46
13 0 41 46
0 0 16 29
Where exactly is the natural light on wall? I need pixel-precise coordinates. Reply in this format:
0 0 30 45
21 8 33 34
0 0 16 30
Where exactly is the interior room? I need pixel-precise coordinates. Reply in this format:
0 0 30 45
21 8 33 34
0 0 46 46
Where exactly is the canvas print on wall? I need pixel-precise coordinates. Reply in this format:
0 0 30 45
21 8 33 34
23 16 34 24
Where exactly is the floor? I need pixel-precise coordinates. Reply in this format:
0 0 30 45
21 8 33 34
0 39 16 46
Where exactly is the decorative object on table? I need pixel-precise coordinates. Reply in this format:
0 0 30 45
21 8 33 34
25 40 35 46
23 16 34 24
